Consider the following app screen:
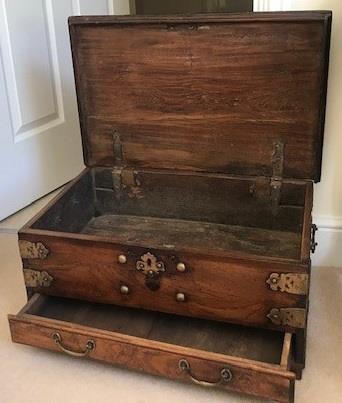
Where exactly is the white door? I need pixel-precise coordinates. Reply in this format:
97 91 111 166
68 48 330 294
0 0 130 221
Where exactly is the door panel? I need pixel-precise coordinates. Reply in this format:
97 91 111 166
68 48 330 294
0 0 130 220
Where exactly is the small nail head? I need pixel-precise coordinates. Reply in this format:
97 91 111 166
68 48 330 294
118 254 127 264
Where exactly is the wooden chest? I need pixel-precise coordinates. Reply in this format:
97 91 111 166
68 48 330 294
9 11 331 402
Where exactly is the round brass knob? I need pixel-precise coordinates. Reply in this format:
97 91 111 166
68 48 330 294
176 292 186 302
176 262 186 272
118 254 127 264
120 285 130 295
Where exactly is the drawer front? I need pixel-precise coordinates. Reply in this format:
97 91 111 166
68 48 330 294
9 297 295 403
19 233 309 331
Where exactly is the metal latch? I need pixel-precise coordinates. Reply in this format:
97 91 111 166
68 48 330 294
267 308 306 328
266 273 309 295
311 224 318 253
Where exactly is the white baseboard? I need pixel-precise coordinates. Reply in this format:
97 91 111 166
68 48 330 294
312 215 342 268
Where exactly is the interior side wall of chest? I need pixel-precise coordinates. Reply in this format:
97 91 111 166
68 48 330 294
28 167 313 263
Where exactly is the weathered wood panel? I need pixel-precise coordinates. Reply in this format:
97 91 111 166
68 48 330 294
69 13 331 181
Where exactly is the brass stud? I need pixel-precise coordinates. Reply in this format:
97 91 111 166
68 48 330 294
176 262 186 272
120 285 130 295
118 254 127 264
176 292 186 302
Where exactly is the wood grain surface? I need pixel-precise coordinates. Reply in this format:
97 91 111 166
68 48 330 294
69 13 331 181
19 232 308 331
9 294 296 402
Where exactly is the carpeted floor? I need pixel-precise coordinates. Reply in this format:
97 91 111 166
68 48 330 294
0 197 341 402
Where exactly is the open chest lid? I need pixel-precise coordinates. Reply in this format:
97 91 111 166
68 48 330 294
69 11 331 182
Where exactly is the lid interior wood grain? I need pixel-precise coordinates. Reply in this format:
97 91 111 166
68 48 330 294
69 12 331 181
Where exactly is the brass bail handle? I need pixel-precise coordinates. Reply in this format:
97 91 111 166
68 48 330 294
178 359 233 387
52 332 95 358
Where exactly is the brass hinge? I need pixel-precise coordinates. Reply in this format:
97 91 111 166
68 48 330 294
19 240 49 259
266 273 309 295
24 269 54 288
267 308 306 328
270 141 284 215
112 167 143 200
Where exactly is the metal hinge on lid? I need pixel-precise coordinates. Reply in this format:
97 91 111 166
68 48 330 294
113 130 123 166
112 130 125 200
112 130 142 200
270 141 284 215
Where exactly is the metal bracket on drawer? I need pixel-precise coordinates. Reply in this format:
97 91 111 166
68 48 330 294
266 273 309 295
24 269 54 288
19 240 49 259
267 308 306 328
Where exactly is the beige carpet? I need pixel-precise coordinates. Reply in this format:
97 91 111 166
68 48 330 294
0 232 341 403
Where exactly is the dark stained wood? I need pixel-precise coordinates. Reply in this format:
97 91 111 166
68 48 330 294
69 12 331 181
9 294 296 402
300 182 313 261
68 11 331 24
31 170 94 233
25 295 285 363
94 167 306 232
81 214 302 260
21 168 91 231
22 168 309 260
18 232 308 331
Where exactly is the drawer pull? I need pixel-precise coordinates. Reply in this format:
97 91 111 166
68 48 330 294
178 359 233 387
52 332 95 357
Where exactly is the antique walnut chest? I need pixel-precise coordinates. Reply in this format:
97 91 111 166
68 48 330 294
9 11 331 403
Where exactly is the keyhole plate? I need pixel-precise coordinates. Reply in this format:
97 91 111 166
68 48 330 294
136 252 165 276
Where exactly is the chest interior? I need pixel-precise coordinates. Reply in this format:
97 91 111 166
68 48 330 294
28 14 329 262
31 167 310 261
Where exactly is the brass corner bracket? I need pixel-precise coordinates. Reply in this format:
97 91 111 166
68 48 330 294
19 240 49 259
24 269 53 288
267 307 306 328
266 273 309 295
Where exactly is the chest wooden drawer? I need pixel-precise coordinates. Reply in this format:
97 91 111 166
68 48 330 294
19 234 308 331
9 294 296 403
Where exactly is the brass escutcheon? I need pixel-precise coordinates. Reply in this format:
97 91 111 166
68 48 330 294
136 252 165 291
136 252 165 276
